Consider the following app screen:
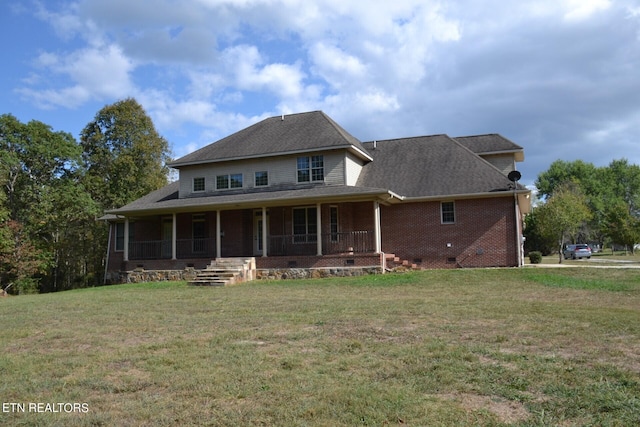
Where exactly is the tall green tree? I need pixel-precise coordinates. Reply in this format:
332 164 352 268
535 183 592 263
601 159 640 252
0 114 97 292
80 98 171 210
535 159 603 200
79 98 171 286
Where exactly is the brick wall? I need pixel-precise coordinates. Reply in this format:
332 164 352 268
380 196 517 268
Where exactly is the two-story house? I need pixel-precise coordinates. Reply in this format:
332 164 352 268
103 111 531 283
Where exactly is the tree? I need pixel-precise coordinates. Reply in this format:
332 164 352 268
535 183 592 263
80 98 171 210
0 220 46 294
0 114 91 292
604 198 640 253
535 159 603 200
0 114 81 223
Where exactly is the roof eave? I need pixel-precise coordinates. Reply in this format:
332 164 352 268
104 188 397 217
400 188 532 203
479 150 525 162
168 144 372 168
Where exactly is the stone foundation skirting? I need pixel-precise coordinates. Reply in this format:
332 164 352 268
108 265 384 284
255 266 383 280
109 268 198 284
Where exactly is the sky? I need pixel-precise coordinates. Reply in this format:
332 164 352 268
1 0 639 189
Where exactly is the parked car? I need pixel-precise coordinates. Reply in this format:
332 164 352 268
563 244 592 260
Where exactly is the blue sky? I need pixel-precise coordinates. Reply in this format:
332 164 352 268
2 0 639 189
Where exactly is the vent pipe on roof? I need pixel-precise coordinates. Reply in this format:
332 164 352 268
373 140 377 149
281 114 284 121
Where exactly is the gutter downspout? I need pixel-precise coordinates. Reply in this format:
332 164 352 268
514 190 522 267
104 222 112 285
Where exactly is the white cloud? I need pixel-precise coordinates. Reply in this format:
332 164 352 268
563 0 611 21
18 44 134 108
10 0 640 183
309 42 366 89
221 45 307 99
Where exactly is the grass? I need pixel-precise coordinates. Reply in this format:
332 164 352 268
1 268 639 426
531 250 640 266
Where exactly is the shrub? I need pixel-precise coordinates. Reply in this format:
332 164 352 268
529 251 543 264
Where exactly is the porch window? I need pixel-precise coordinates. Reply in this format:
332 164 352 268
192 177 205 192
330 206 338 242
255 171 268 187
297 155 324 183
441 201 455 224
192 214 206 253
115 222 135 251
216 173 243 189
293 207 317 242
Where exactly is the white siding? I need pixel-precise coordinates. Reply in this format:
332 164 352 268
481 154 516 176
345 152 364 186
178 150 349 198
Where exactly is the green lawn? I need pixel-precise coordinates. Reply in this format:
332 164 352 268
1 268 639 426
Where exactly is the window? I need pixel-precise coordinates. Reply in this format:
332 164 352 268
293 207 317 242
192 214 206 253
193 177 205 192
216 175 228 189
230 174 243 188
216 173 243 189
255 171 268 187
441 201 455 224
297 155 324 182
115 222 135 251
311 156 324 181
330 206 339 242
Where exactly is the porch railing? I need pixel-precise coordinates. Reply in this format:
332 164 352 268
128 238 217 260
267 231 374 256
126 231 374 260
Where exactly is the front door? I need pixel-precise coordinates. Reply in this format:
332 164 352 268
253 210 269 256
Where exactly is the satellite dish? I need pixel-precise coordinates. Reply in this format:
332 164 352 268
507 170 521 182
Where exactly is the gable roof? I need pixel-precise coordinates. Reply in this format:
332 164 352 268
357 135 520 198
169 111 372 168
454 134 524 161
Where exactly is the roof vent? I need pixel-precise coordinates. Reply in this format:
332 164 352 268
281 114 284 121
373 140 377 149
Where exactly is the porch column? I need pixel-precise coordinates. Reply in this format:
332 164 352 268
216 210 221 259
123 217 129 262
316 203 322 256
171 213 177 260
374 201 382 254
262 206 268 257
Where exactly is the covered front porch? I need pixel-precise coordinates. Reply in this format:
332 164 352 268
108 200 385 273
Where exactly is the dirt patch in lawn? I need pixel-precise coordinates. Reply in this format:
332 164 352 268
438 393 530 424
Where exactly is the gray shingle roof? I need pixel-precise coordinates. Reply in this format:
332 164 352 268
169 111 372 167
107 181 393 215
107 112 528 216
454 134 523 154
357 135 517 198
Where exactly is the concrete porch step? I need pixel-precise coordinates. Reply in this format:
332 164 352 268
188 257 256 287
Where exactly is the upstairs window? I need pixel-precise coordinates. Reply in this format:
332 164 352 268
255 171 269 187
441 201 455 224
230 173 243 188
192 177 205 192
297 155 324 183
216 173 243 190
216 175 228 189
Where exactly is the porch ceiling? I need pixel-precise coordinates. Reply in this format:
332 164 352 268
105 182 401 217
